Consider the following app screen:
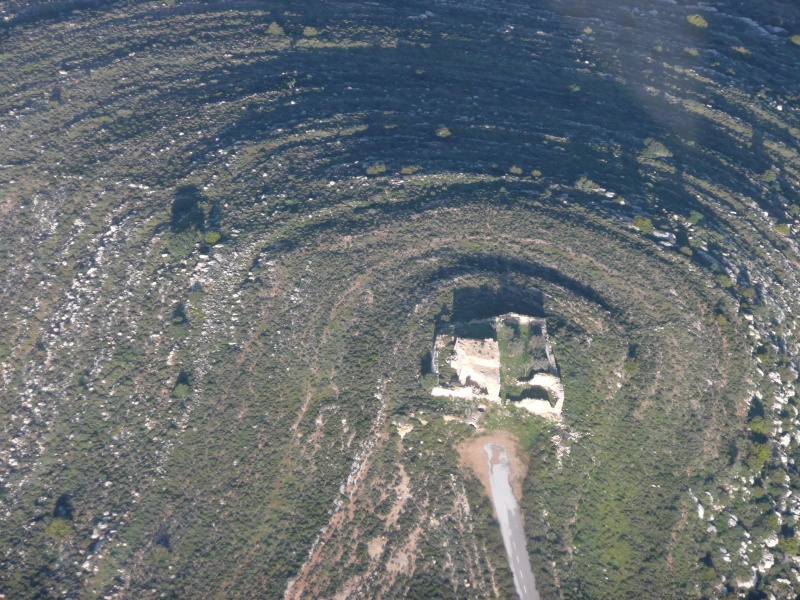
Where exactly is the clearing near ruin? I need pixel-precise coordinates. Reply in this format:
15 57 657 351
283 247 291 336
459 431 528 505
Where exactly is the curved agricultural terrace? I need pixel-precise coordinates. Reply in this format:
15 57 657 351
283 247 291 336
1 1 799 598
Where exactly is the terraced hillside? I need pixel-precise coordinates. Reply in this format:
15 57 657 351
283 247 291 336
1 0 800 598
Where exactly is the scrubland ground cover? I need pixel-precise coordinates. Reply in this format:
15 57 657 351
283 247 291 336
1 0 800 598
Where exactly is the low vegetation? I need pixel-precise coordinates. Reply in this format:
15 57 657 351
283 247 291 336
0 0 799 599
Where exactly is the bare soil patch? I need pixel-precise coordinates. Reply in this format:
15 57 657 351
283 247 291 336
367 537 386 561
458 431 528 504
386 525 422 575
385 462 411 528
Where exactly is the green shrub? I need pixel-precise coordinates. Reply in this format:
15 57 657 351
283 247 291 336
172 372 193 398
204 231 221 245
688 210 704 225
745 442 770 471
45 518 73 540
698 565 717 585
366 163 386 176
267 22 285 36
777 536 799 555
171 302 187 325
687 14 708 29
509 166 523 175
640 138 672 160
748 416 770 436
755 347 770 364
632 215 654 234
435 126 451 138
791 34 800 46
623 358 641 377
172 383 191 397
717 275 733 288
303 26 320 37
775 223 790 236
575 176 598 191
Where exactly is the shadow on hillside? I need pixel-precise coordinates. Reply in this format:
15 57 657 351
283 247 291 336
135 2 711 213
450 284 545 325
420 251 612 338
171 184 206 233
